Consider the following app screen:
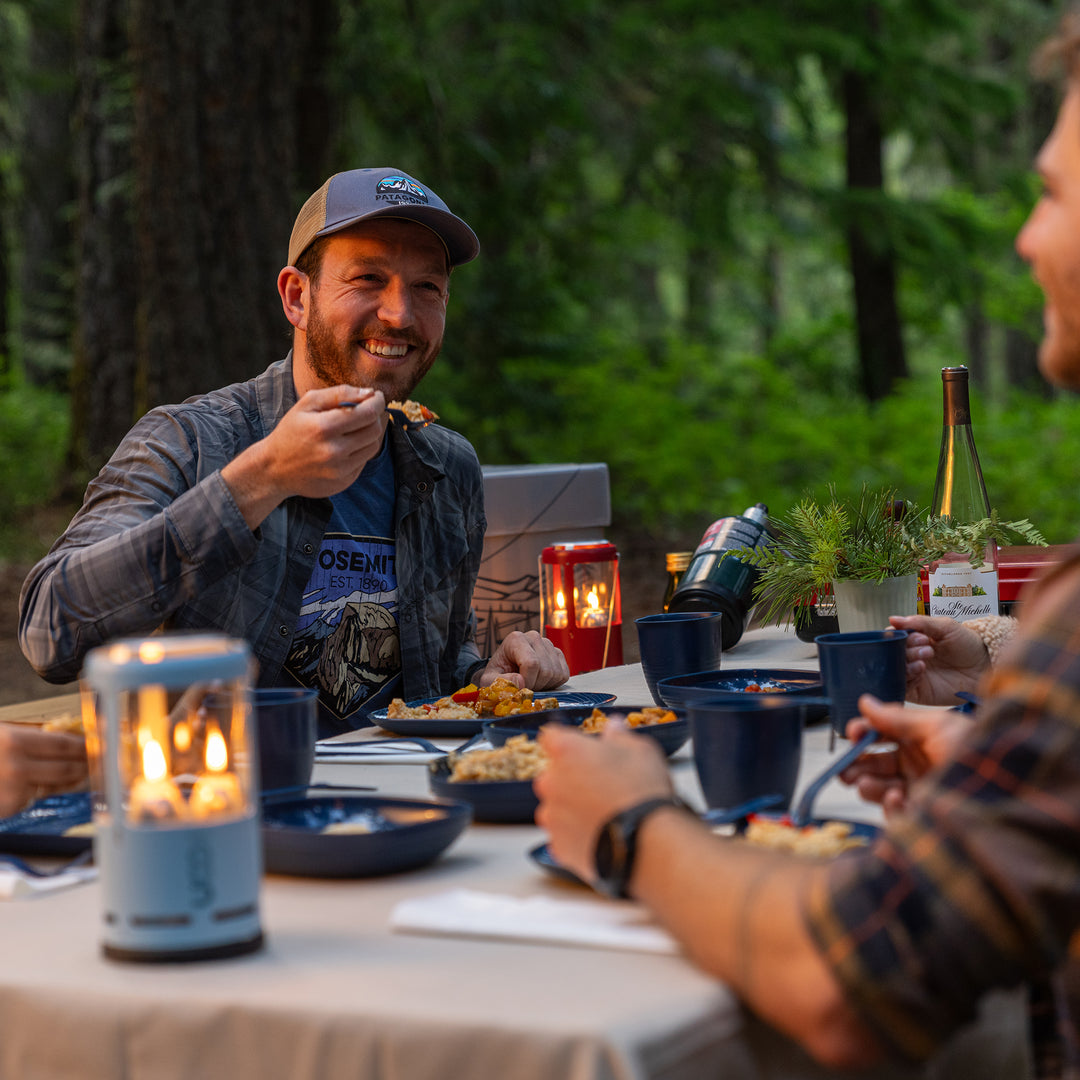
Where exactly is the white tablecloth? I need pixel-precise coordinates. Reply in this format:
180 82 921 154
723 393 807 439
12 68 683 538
0 626 1029 1080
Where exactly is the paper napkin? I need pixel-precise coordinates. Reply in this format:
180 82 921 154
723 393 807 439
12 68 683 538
390 888 679 955
0 863 97 900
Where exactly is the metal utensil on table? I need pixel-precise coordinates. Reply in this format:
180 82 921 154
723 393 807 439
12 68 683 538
789 730 880 828
700 793 785 828
317 735 444 755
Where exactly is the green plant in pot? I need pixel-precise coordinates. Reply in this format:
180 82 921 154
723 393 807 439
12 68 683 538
724 485 1047 633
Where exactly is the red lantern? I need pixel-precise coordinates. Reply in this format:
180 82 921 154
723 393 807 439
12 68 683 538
539 541 623 675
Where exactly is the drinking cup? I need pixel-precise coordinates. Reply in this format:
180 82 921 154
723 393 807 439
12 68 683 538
687 695 816 812
251 687 319 796
814 630 908 736
636 612 724 707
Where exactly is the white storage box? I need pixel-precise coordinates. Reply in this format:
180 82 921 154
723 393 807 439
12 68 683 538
474 464 611 656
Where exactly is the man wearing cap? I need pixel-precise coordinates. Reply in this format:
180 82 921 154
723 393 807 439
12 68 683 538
19 167 567 736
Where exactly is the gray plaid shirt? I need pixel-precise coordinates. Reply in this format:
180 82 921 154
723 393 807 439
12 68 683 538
19 355 486 714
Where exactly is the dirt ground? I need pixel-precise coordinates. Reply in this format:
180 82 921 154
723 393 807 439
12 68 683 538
0 531 670 708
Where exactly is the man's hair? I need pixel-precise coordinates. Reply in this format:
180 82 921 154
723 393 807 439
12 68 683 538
1034 8 1080 80
293 235 331 287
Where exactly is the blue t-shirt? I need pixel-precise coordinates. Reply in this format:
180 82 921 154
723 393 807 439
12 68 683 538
283 437 399 733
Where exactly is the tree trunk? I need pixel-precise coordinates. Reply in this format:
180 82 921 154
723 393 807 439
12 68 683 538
70 0 138 480
842 67 907 402
19 5 77 390
128 0 312 410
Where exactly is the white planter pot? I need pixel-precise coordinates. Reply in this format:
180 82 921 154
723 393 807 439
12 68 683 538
831 574 918 633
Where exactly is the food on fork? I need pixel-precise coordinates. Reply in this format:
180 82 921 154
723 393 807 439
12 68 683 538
386 399 438 424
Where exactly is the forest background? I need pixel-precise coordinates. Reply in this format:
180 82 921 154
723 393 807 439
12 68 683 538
0 0 1076 699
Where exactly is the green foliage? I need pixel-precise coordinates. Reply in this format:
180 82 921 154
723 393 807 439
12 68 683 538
0 382 68 514
720 483 1046 629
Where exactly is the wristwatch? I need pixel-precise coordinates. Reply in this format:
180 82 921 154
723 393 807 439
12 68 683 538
593 796 682 900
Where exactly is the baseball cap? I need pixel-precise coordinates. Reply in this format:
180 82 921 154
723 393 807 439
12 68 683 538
287 167 480 268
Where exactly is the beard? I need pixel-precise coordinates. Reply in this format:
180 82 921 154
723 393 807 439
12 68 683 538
304 294 441 402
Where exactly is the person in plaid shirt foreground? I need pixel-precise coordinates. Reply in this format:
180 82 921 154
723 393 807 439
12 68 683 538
536 11 1080 1075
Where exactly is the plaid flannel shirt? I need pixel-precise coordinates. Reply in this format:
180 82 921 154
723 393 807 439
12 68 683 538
805 546 1080 1076
18 355 486 716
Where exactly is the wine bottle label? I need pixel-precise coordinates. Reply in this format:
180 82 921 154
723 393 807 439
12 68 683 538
928 562 999 619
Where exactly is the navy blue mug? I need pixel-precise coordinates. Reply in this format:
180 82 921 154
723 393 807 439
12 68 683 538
687 695 828 811
815 630 908 736
251 687 319 796
636 611 724 707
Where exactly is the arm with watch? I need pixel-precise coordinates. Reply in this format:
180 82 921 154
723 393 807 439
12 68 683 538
533 722 885 1070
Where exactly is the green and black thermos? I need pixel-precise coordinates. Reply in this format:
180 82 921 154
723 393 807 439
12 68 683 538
667 503 770 650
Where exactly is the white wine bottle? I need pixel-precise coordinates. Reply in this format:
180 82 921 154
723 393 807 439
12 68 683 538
927 366 1000 619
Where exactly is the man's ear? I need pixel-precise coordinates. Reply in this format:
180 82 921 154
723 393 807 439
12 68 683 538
277 266 309 330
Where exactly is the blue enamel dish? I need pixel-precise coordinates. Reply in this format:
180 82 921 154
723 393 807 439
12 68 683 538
529 842 588 887
427 756 539 824
261 793 472 877
0 792 93 856
371 690 616 738
484 706 690 758
656 668 828 724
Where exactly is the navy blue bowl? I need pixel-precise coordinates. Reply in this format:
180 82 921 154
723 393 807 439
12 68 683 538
657 668 827 724
0 791 94 856
261 793 471 877
428 756 539 824
483 706 689 758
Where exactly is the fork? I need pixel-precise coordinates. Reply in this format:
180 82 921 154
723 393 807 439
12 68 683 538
338 402 437 430
789 730 880 828
317 735 444 754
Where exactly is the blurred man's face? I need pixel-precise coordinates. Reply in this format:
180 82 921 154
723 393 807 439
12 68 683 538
1016 84 1080 390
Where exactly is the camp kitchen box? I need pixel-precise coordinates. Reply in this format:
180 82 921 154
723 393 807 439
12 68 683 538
475 463 611 656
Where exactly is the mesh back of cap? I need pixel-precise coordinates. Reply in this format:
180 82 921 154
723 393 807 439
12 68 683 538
288 177 335 265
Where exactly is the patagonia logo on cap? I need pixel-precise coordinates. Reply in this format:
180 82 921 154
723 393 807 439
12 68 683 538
375 176 429 206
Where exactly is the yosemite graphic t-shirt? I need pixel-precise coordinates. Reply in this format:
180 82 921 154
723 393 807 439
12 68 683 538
283 439 399 728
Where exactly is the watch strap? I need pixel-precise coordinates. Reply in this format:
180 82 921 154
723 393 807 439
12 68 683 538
594 795 682 899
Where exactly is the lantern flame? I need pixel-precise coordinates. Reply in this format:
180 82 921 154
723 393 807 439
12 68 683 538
142 738 168 783
205 728 229 773
586 588 601 611
173 720 192 753
556 589 566 610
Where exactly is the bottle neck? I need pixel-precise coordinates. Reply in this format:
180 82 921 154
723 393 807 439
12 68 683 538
941 366 971 427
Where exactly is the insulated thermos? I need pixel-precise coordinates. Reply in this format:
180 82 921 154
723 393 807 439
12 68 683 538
667 503 770 650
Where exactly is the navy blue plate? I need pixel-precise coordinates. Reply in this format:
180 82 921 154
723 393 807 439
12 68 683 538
529 842 588 887
657 668 828 724
372 690 616 738
428 756 539 824
484 706 689 758
261 793 471 877
0 792 93 856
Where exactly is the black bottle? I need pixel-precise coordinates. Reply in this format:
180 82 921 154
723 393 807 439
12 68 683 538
667 504 770 650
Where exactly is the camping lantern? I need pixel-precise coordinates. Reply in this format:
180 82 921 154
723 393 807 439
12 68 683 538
81 633 263 963
539 541 623 675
